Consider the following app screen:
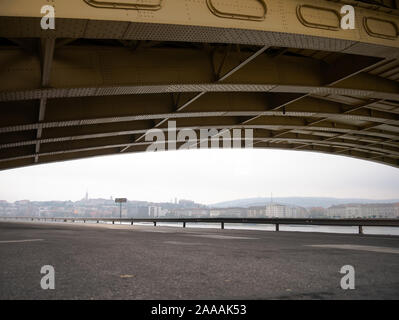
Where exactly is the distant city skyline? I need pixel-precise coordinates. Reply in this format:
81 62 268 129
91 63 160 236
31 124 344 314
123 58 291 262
2 193 398 220
0 149 398 204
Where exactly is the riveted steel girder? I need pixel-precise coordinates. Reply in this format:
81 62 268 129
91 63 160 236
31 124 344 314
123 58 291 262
0 0 399 170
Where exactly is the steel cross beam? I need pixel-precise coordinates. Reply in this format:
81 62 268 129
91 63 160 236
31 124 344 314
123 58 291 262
246 57 392 150
0 93 397 137
194 55 391 151
1 126 397 152
335 137 399 156
119 45 270 153
285 95 399 152
266 99 385 150
34 38 55 163
247 57 389 124
334 132 399 156
2 138 398 169
292 121 385 152
1 125 398 155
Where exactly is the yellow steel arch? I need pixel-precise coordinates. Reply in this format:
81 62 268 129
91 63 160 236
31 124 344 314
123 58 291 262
0 0 398 170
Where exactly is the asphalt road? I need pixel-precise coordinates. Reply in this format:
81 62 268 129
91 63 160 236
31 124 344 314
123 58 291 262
0 221 398 300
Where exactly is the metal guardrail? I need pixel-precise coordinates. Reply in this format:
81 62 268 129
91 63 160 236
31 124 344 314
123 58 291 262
1 217 399 234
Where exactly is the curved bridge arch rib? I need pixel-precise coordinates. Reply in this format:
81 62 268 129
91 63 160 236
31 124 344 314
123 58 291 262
0 0 398 170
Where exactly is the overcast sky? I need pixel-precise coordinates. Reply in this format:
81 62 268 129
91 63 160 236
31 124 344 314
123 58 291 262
0 149 399 204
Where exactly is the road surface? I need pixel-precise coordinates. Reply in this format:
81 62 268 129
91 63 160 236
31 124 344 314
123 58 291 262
0 221 398 299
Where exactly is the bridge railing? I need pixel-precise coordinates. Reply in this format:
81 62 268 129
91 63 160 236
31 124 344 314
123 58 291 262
1 217 399 234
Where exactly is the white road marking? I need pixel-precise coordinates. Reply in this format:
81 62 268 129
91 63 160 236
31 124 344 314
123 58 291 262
307 244 399 254
189 234 258 240
164 241 204 245
0 239 44 244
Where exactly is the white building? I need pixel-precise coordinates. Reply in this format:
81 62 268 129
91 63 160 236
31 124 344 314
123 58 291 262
327 203 399 218
148 206 168 218
264 203 308 218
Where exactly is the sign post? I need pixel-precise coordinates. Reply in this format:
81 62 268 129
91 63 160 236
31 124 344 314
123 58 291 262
115 198 127 224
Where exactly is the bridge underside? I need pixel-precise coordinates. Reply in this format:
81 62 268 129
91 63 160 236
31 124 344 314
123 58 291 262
0 0 399 170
